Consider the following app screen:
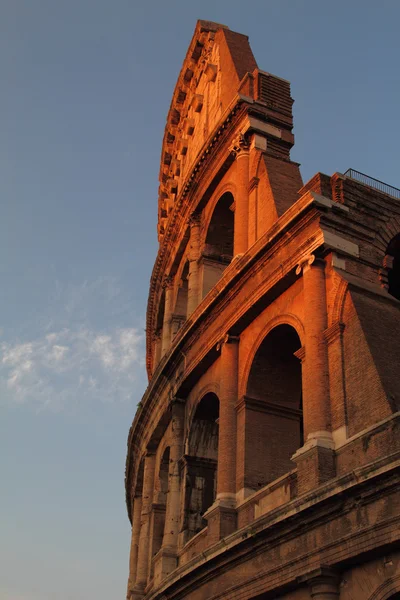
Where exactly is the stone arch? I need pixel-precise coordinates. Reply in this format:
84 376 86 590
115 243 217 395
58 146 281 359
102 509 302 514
201 181 237 243
374 215 400 255
200 190 235 298
383 233 400 301
241 313 304 399
368 576 400 600
254 148 265 180
239 322 303 492
149 446 170 567
181 392 220 542
185 381 221 444
172 258 190 338
131 458 144 506
152 290 165 370
329 276 349 327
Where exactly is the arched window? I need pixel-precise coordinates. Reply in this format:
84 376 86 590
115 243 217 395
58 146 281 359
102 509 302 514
200 192 234 298
149 447 170 570
241 325 302 492
153 292 165 370
385 233 400 301
181 393 219 542
171 261 189 338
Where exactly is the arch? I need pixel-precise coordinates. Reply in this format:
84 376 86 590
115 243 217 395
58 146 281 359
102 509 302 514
149 446 170 566
201 182 237 241
241 313 304 398
152 290 165 370
385 233 400 301
200 192 235 298
368 576 400 600
132 458 144 501
240 323 302 492
185 381 221 444
374 215 400 255
181 392 220 542
330 276 349 327
171 260 189 338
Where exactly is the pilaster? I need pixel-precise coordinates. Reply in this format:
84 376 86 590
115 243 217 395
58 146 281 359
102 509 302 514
300 566 340 600
161 276 174 357
292 255 335 494
187 213 201 316
153 399 184 585
131 453 156 599
204 335 239 543
231 135 250 256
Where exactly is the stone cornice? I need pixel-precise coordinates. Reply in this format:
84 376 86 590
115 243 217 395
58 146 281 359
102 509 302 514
145 453 400 599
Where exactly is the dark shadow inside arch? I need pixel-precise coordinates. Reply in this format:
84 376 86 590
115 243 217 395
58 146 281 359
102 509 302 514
244 324 302 489
181 393 219 541
149 447 170 567
386 233 400 301
172 260 189 338
201 192 234 298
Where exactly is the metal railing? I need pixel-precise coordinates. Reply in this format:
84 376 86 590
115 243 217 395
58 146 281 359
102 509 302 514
344 168 400 200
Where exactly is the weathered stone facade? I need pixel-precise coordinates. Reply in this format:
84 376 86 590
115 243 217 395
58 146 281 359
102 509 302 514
125 21 400 600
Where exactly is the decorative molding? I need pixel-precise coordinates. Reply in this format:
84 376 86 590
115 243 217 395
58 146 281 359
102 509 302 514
248 176 260 194
324 322 345 345
295 254 316 275
216 333 240 351
162 275 173 290
235 395 302 421
229 133 250 158
294 346 306 362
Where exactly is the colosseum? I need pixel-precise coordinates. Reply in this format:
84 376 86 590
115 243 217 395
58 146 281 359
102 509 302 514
125 20 400 600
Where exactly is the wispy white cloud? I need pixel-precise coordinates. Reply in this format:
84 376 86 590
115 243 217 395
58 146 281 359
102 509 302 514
0 277 146 412
0 326 145 411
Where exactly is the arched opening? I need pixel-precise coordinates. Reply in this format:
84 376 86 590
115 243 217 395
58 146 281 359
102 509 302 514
171 261 189 338
200 192 234 298
239 325 302 494
385 233 400 301
181 393 219 542
149 447 170 570
153 292 165 370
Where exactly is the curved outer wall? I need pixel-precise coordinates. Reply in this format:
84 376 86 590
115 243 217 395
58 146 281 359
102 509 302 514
126 20 400 600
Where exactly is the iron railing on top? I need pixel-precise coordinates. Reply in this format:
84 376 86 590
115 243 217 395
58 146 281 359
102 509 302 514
344 168 400 200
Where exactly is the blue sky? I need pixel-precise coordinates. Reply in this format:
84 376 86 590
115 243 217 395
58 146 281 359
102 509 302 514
1 1 399 599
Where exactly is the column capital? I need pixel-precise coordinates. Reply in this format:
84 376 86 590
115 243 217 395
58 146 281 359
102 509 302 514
296 254 325 275
299 566 340 598
168 395 185 411
162 275 173 290
152 330 162 343
229 133 250 158
187 211 201 227
216 333 240 351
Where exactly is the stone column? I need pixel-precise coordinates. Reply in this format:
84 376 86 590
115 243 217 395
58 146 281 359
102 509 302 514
301 567 340 600
127 495 143 597
161 276 173 357
217 334 239 503
152 331 162 372
232 135 250 257
187 213 201 316
131 453 156 598
292 255 335 494
154 399 185 586
205 335 238 545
